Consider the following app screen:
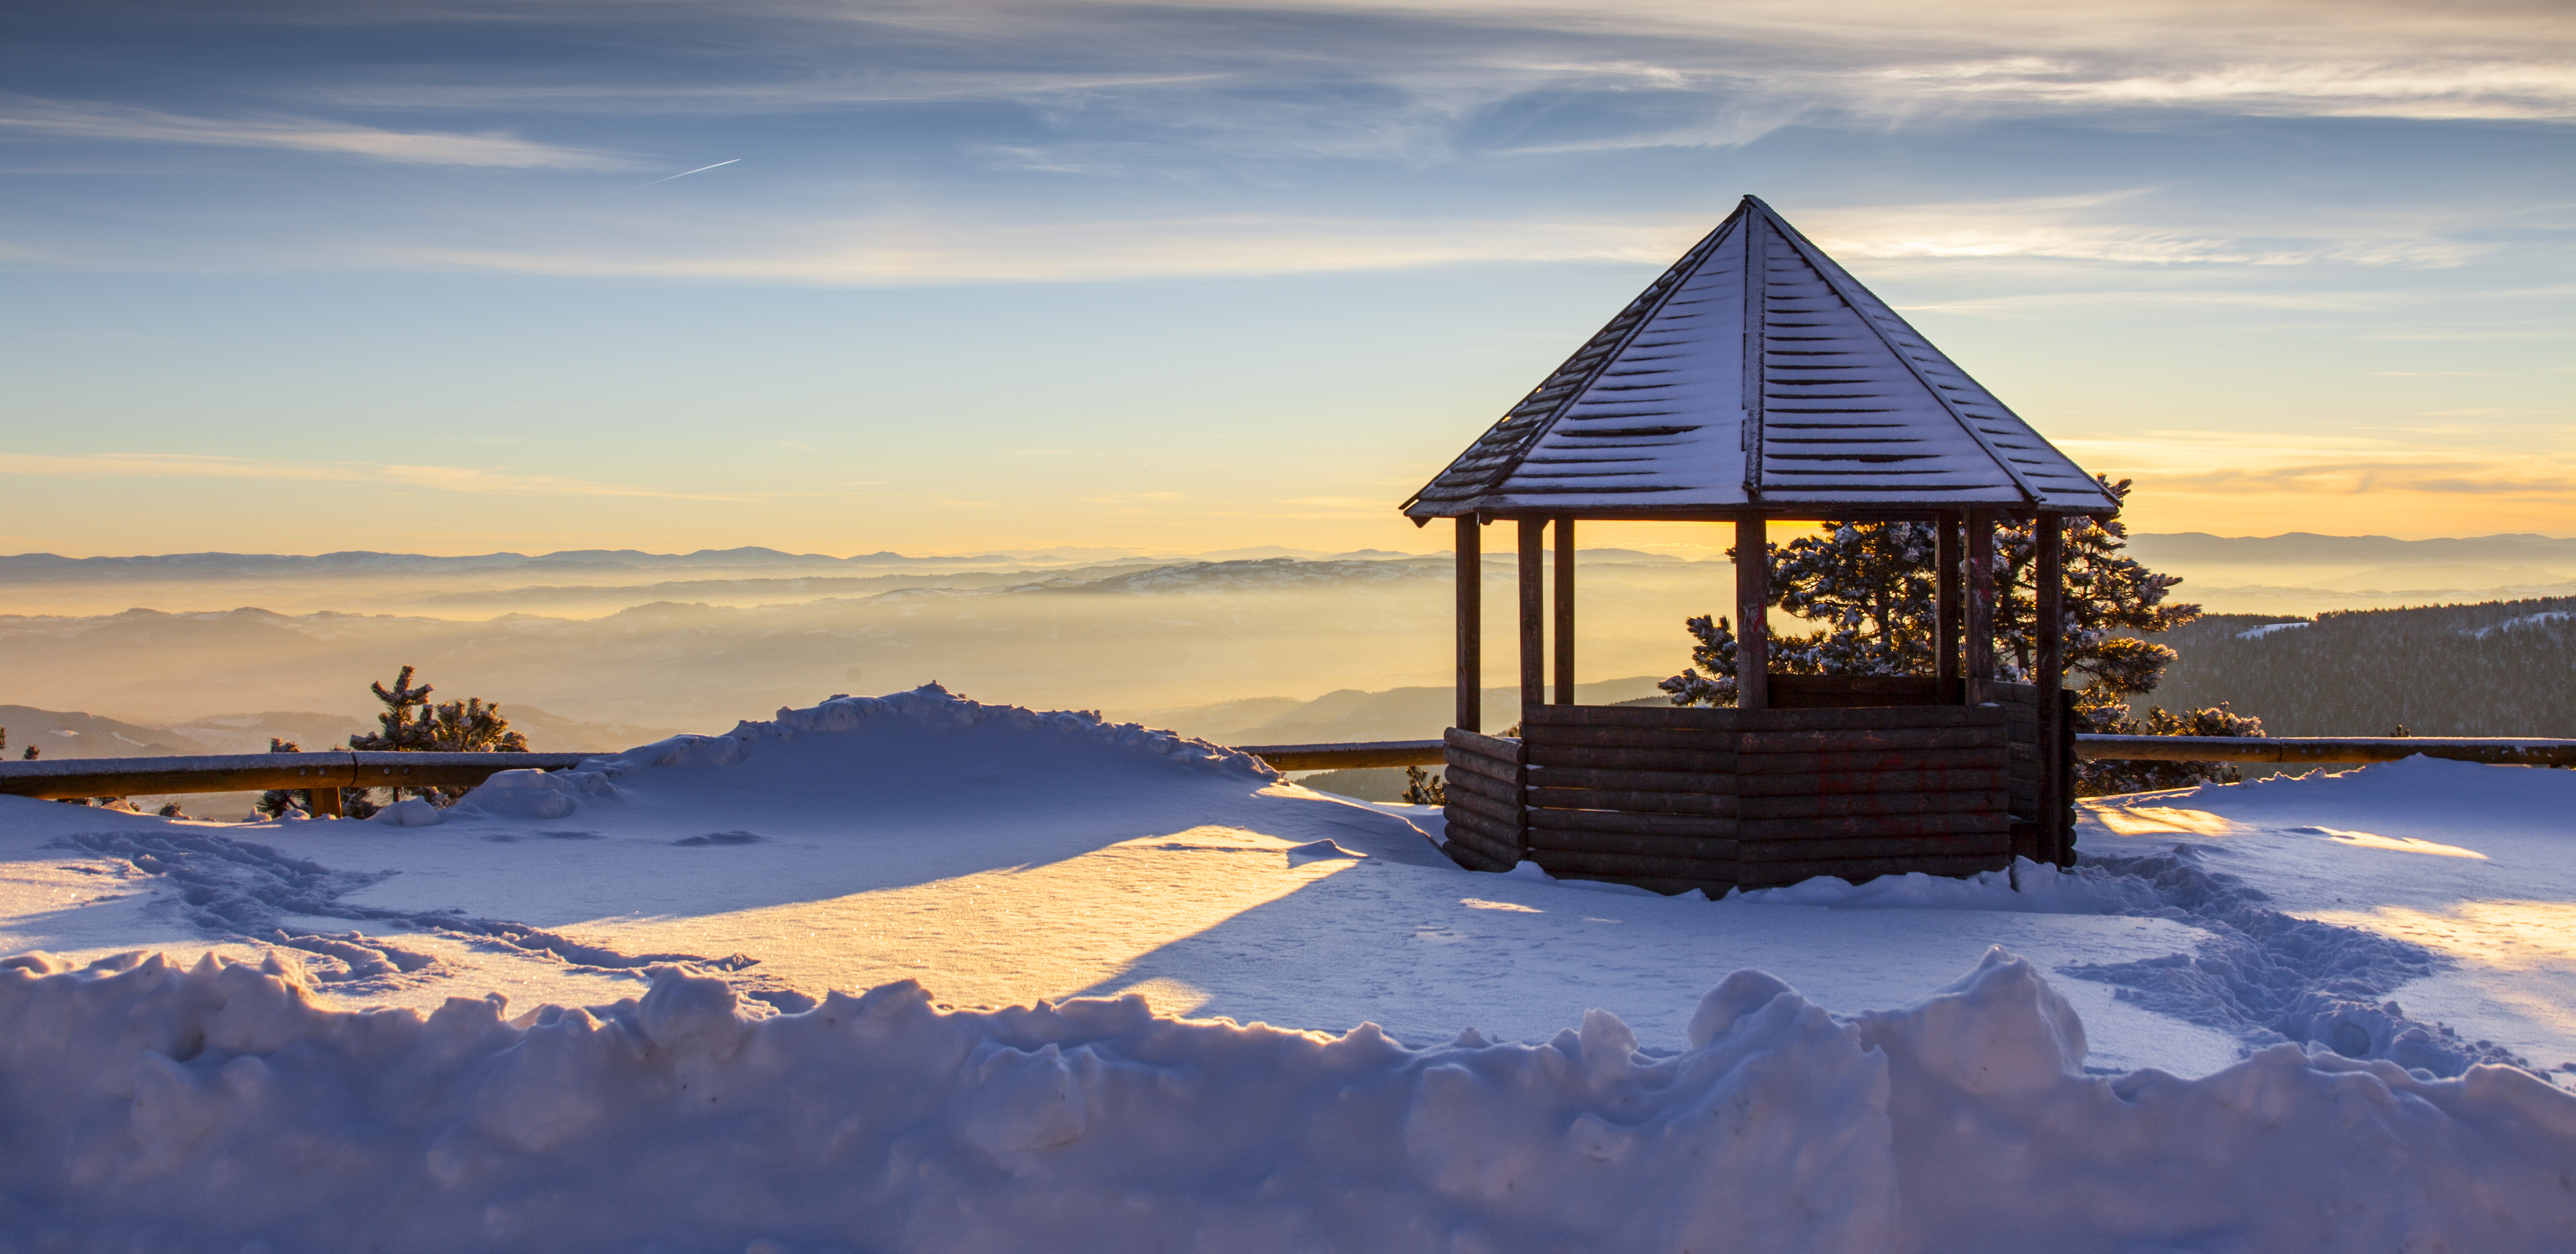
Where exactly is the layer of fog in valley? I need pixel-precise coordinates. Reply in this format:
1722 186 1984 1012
5 532 2572 771
0 545 1725 755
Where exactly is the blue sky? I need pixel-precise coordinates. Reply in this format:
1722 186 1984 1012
3 0 2570 557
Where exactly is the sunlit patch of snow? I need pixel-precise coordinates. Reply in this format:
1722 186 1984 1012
2290 825 2488 859
2464 609 2569 639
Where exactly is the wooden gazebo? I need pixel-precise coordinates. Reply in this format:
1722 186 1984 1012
1406 195 2118 894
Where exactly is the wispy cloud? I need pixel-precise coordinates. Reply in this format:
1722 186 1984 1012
0 452 731 499
1805 191 2499 269
2064 430 2576 500
0 96 627 169
2151 460 2576 496
375 210 1695 283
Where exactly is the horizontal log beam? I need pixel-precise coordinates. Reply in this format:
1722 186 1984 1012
1738 790 2008 819
1523 705 1738 731
0 752 592 800
1524 726 1737 750
1528 766 1738 794
1526 745 1739 773
1530 849 1736 883
1734 748 2003 775
1738 706 2007 732
1442 769 1522 808
1526 787 1736 816
1739 727 2007 754
1738 834 2011 862
1442 838 1513 873
1441 814 1523 868
1445 787 1524 827
1442 748 1524 788
1443 728 1526 762
1734 812 2010 839
1529 827 1741 860
1736 768 2008 796
1524 809 1739 839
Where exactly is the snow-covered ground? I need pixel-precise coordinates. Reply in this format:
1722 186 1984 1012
1 685 2571 1251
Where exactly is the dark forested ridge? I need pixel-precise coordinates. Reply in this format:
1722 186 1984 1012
2140 598 2575 738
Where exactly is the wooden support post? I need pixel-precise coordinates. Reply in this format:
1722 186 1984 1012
1552 517 1575 705
1518 518 1546 725
1965 510 1996 707
309 786 344 818
2034 513 2067 864
1456 516 1481 734
1935 514 1962 688
1735 516 1770 711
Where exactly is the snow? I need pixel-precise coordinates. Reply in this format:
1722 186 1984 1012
2 686 2574 1249
2 943 2568 1252
2466 609 2570 639
2236 619 2312 639
2081 755 2576 1075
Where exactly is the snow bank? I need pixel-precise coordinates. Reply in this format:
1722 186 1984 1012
1712 847 2524 1078
1731 856 2159 915
0 945 2565 1254
371 682 1280 832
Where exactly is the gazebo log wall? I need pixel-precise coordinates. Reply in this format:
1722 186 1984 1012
1438 675 2076 892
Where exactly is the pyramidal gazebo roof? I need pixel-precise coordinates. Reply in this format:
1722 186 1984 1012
1403 196 2119 522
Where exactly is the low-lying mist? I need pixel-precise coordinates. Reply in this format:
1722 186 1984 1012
10 533 2571 758
0 552 1735 746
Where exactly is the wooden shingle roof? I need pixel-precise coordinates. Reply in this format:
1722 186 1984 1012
1402 196 2119 522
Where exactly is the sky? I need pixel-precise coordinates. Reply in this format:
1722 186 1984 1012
2 0 2570 558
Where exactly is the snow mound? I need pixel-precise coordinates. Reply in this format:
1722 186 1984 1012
1733 856 2161 914
2 947 2569 1253
442 683 1277 824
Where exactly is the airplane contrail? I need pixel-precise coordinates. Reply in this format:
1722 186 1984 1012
582 158 739 202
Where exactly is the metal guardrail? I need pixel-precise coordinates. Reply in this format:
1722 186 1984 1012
1237 735 2576 772
2 734 2565 806
0 752 593 801
1232 740 1446 771
2072 735 2576 768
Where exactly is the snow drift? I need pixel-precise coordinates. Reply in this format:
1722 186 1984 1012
437 681 1278 826
1 945 2569 1254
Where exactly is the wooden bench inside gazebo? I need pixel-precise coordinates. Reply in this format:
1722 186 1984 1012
1407 196 2117 895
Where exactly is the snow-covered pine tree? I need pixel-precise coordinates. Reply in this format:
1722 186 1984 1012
2076 702 2267 793
255 737 308 818
346 665 526 806
420 697 528 754
1400 765 1447 806
349 666 437 753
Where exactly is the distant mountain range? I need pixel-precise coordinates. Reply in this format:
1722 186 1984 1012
0 702 683 761
0 545 1705 584
0 547 1069 580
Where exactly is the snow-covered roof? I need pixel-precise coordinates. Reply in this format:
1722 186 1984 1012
1403 196 2120 521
